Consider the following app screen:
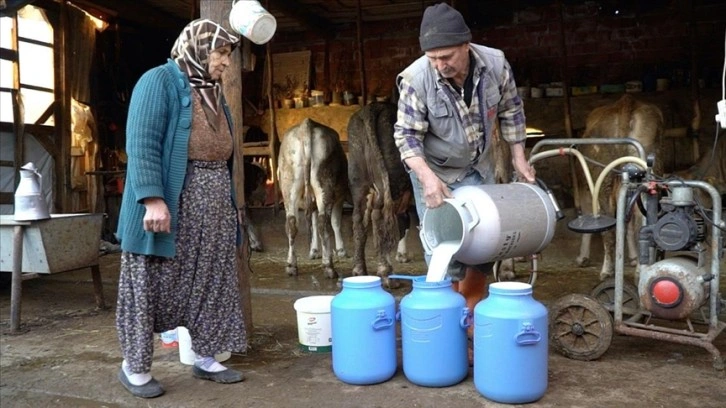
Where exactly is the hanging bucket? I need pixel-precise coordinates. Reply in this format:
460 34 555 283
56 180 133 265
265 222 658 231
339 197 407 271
331 276 396 385
392 275 469 387
474 282 548 404
229 0 277 45
293 295 334 352
420 183 557 267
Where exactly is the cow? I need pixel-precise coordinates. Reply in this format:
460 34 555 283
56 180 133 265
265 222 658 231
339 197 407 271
347 102 413 288
277 118 349 279
575 94 664 280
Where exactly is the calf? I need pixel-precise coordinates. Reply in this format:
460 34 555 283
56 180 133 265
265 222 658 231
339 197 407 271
347 102 413 287
277 118 348 279
576 94 664 280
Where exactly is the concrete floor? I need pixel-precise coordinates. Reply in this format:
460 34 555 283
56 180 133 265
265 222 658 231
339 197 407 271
1 208 725 407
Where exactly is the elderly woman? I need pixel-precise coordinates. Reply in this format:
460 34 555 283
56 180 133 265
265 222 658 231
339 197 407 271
115 19 247 398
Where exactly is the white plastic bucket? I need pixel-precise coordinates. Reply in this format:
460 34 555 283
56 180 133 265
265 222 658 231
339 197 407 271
293 295 334 352
229 0 277 45
176 326 232 365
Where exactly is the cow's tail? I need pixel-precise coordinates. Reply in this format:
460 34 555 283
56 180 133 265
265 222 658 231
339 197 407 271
363 105 398 256
301 119 314 219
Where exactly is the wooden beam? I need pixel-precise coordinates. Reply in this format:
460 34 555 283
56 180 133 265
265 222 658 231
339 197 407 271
201 0 254 334
71 0 186 31
269 0 335 38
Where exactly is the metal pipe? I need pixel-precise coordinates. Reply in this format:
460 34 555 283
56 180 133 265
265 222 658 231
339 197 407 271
530 137 647 160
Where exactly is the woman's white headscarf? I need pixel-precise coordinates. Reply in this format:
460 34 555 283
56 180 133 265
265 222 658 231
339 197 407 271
171 19 239 130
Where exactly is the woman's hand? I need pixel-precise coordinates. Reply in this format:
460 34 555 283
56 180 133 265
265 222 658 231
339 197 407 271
143 197 171 233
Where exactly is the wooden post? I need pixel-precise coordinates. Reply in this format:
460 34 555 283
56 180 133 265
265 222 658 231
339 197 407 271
265 41 280 215
200 0 253 333
356 0 367 105
687 0 701 162
10 225 25 333
56 1 71 213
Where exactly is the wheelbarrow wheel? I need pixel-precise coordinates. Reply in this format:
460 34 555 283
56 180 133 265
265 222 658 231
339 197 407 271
549 294 613 361
590 278 643 321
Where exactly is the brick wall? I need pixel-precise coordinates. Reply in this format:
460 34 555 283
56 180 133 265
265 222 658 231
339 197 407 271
264 1 724 101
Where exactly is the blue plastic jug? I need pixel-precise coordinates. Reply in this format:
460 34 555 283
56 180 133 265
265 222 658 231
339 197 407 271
474 282 548 404
331 276 396 385
393 275 469 387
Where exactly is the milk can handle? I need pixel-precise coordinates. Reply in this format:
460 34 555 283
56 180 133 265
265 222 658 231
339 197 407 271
371 310 394 331
515 324 542 345
460 199 480 230
459 307 471 329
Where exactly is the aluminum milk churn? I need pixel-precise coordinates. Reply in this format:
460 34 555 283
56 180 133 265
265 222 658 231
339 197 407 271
420 183 558 266
474 282 548 403
331 276 396 385
14 162 50 221
393 275 469 387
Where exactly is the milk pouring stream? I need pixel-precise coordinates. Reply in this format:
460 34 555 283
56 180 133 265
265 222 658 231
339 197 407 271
425 241 458 282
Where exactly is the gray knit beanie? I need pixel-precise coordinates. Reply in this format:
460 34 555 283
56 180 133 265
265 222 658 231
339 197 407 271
419 3 472 52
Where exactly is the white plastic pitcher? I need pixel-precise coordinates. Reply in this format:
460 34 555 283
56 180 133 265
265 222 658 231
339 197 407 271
421 183 557 266
229 0 277 45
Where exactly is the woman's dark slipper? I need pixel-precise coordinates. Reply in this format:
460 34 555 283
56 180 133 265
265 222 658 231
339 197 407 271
118 369 165 398
192 366 245 384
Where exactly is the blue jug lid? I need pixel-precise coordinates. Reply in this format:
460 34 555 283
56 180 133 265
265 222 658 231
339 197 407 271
412 276 453 289
489 281 532 295
342 275 382 288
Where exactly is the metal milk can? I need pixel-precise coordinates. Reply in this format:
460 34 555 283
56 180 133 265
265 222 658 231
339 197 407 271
14 162 50 221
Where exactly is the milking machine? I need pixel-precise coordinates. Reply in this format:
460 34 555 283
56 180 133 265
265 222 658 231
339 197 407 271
533 138 726 370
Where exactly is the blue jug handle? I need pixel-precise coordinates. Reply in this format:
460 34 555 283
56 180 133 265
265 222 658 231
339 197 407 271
371 310 394 331
515 324 542 345
387 274 417 282
459 307 471 329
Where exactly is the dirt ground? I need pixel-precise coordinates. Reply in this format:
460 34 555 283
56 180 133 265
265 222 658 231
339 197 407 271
1 207 725 408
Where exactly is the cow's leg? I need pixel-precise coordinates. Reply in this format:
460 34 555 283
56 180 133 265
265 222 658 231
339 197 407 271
351 190 370 276
395 211 411 263
284 209 299 277
308 209 320 259
600 230 615 280
316 206 337 280
576 189 593 267
331 199 346 258
246 219 264 252
396 229 410 263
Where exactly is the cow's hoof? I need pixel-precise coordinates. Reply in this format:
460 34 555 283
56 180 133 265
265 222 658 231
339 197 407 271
352 265 366 276
286 265 298 276
599 270 614 281
324 267 338 280
575 256 590 267
396 252 411 263
383 275 400 289
335 248 347 258
308 250 320 260
498 270 516 281
628 257 638 267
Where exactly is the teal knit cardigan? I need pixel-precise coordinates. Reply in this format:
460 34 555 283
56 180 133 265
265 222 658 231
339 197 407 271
116 59 238 257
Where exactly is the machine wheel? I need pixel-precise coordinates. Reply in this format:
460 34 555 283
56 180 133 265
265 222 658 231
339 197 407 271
590 278 642 319
549 294 613 361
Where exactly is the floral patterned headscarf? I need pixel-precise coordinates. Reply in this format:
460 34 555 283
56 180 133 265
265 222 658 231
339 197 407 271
171 19 239 130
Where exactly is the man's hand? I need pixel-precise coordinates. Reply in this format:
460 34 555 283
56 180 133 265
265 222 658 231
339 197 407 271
143 197 171 233
510 142 536 183
405 156 451 208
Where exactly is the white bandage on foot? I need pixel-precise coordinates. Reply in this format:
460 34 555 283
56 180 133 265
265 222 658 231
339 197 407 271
194 355 227 373
122 360 152 386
